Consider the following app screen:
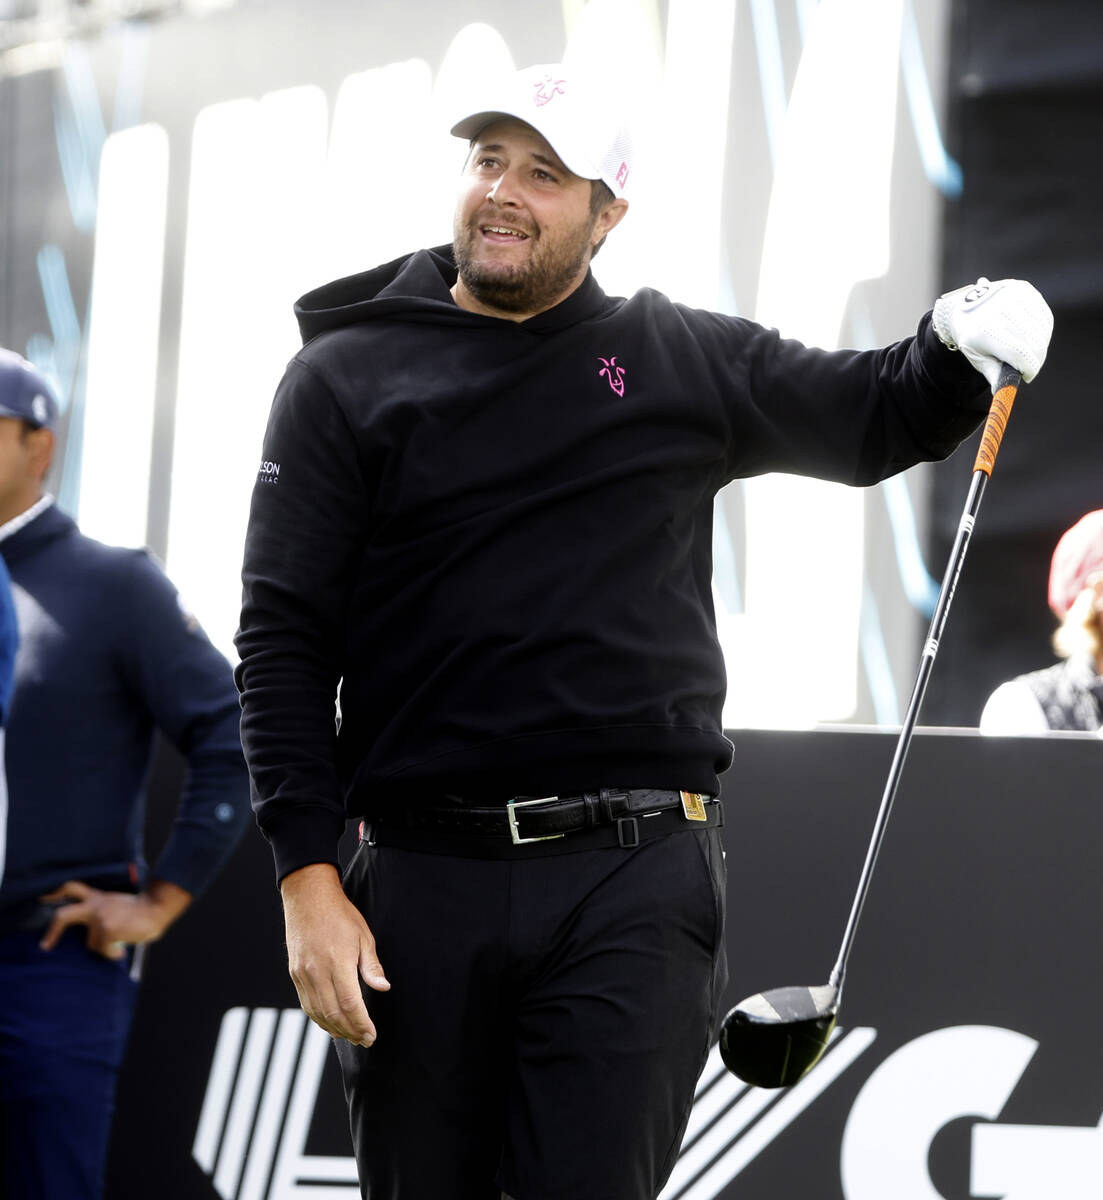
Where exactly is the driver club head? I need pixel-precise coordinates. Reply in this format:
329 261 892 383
718 984 839 1088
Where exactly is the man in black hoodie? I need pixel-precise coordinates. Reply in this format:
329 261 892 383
236 63 1053 1200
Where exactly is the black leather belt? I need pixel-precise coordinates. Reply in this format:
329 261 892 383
361 788 722 850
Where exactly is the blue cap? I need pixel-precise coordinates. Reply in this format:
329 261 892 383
0 348 59 431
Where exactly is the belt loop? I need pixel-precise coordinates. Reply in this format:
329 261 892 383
601 788 631 822
616 816 640 848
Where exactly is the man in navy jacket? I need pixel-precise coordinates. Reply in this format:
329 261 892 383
0 554 18 890
0 348 251 1200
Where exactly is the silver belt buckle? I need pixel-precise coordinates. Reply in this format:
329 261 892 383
507 795 565 845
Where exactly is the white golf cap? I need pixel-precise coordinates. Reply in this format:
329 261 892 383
450 63 633 200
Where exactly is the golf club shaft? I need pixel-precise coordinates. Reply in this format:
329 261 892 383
828 362 1022 993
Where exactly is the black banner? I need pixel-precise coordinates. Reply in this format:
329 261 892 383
109 727 1103 1199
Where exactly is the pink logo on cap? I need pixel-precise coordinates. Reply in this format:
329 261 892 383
615 161 629 190
533 75 566 107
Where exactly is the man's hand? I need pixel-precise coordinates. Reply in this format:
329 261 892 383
279 862 390 1047
39 878 193 959
932 277 1053 393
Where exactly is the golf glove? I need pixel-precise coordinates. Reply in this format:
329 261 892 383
932 277 1053 392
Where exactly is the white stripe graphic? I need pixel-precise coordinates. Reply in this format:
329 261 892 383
214 1008 278 1198
282 1189 360 1200
680 1070 752 1148
196 1008 361 1197
662 1084 778 1196
693 1043 730 1097
238 1009 309 1200
672 1027 878 1200
664 1030 854 1197
194 1007 250 1173
268 1021 360 1195
288 1156 361 1182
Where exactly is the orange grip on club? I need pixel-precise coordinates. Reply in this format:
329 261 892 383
972 366 1022 476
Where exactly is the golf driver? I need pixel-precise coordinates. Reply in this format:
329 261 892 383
719 362 1023 1089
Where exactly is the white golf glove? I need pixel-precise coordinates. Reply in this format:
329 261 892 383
932 277 1053 392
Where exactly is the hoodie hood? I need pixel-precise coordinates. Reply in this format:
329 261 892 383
294 244 616 345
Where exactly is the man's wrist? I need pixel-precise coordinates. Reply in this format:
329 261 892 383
279 862 343 903
142 879 193 934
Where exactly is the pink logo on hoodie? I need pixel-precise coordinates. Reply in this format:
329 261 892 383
598 356 626 397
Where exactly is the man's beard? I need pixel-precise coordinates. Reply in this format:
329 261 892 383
453 215 595 315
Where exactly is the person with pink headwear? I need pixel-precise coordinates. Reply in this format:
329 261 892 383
980 510 1103 734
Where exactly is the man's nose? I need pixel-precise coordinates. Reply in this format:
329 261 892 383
487 169 521 205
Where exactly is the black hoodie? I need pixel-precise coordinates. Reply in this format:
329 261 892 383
235 245 987 881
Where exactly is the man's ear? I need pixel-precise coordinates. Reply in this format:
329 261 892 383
27 427 56 483
593 198 629 245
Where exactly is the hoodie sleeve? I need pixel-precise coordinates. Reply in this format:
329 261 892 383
235 356 366 883
676 307 991 485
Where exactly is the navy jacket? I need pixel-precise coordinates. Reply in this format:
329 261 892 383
236 246 990 882
0 503 250 913
0 556 17 725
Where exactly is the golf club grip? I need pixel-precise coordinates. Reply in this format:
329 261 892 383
972 363 1022 475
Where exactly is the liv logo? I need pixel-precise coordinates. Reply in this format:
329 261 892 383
533 74 566 107
193 1007 359 1198
193 1008 872 1200
598 355 626 397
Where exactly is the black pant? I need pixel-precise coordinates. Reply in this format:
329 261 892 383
336 826 727 1200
